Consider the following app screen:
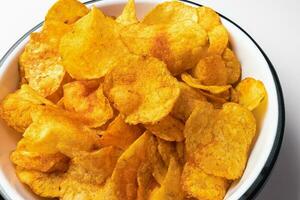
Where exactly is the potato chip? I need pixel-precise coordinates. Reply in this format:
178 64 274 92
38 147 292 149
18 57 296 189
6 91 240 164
182 162 229 200
193 103 256 179
197 6 221 32
0 85 55 132
120 21 208 75
142 1 198 25
116 0 138 25
63 80 113 128
149 158 183 200
157 139 177 166
171 82 207 121
199 90 228 106
181 73 231 94
45 0 89 24
145 115 184 142
21 107 101 156
137 161 158 200
192 55 228 86
207 25 229 55
222 48 241 84
59 7 129 80
235 78 267 111
104 55 180 124
99 114 143 150
16 167 64 198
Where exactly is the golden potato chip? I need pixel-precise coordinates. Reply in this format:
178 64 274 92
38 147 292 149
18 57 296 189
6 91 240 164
171 82 207 121
176 142 185 164
63 80 113 128
16 167 64 198
137 161 158 200
157 139 177 166
120 21 208 75
149 158 183 200
59 7 129 80
104 55 180 124
235 78 267 111
45 0 89 24
182 162 229 200
197 6 221 32
116 0 138 25
0 85 55 132
222 48 241 84
207 25 228 55
151 142 168 186
21 107 101 156
99 114 143 150
145 115 184 142
142 1 198 25
193 103 256 179
199 90 228 106
181 73 231 94
230 87 239 103
192 55 228 86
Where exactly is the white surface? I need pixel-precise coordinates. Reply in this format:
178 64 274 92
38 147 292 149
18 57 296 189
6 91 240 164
0 0 298 199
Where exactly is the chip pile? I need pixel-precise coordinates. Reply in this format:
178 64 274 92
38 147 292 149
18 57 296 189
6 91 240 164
0 0 267 199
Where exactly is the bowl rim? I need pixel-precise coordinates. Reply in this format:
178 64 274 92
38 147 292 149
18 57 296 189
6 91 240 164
0 0 285 199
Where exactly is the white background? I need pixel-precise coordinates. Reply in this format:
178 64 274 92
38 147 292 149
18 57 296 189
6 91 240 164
0 0 299 199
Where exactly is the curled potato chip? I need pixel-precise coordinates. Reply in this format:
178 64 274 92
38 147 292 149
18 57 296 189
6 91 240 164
192 55 228 86
222 48 241 84
149 158 183 200
63 80 113 128
197 6 221 32
145 115 184 142
99 114 143 150
104 55 180 124
16 167 64 198
120 21 208 75
192 103 256 179
60 7 129 80
0 85 55 132
171 82 207 121
22 107 101 156
235 78 267 111
142 1 198 25
45 0 89 24
208 25 228 55
181 73 231 94
182 162 229 200
116 0 138 25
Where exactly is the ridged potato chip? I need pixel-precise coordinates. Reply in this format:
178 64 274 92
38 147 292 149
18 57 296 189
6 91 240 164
116 0 138 25
60 7 129 80
104 55 180 124
99 114 143 150
145 115 184 142
149 158 183 200
197 6 221 32
235 78 267 111
192 55 228 86
222 48 241 84
16 167 64 198
208 25 229 55
142 1 198 25
0 85 55 132
182 162 229 200
63 80 113 128
181 73 231 94
120 21 208 75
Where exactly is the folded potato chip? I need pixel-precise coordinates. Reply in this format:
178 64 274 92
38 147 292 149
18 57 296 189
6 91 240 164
207 25 229 55
120 21 208 75
116 0 138 25
145 115 184 142
235 78 267 111
0 85 55 132
60 7 129 80
104 55 180 124
142 1 198 25
99 114 143 150
182 162 229 200
181 73 231 94
197 6 221 32
63 80 114 128
222 48 241 84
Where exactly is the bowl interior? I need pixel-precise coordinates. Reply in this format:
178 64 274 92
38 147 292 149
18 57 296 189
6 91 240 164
0 0 279 199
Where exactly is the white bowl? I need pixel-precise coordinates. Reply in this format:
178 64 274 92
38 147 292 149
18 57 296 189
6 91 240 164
0 0 285 199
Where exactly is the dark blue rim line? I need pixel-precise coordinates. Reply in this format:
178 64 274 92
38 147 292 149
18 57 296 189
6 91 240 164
0 1 285 200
